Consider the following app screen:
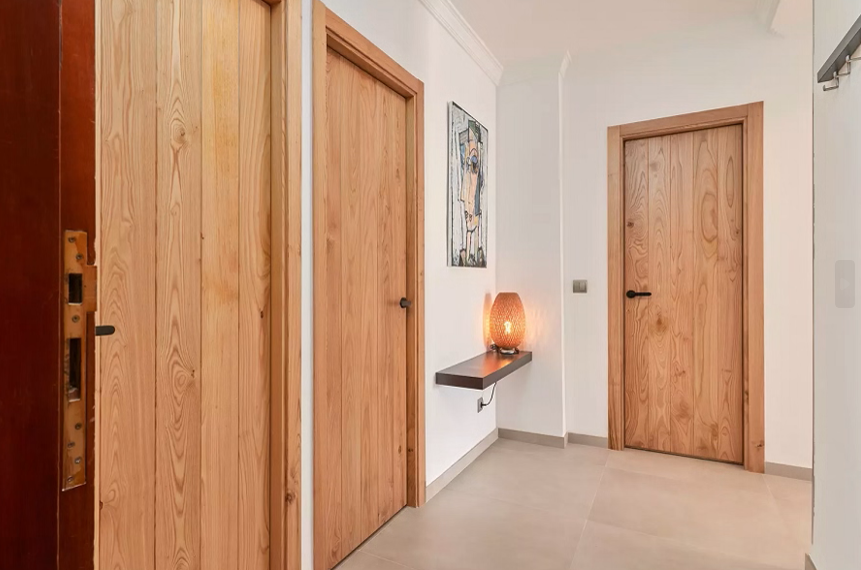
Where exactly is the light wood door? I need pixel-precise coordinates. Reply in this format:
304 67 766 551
315 48 408 569
99 0 272 568
623 125 743 464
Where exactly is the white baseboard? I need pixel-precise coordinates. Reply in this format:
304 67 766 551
765 461 813 481
568 432 609 448
425 429 498 503
497 427 566 449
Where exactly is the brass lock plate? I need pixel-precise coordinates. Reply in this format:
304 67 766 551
62 230 96 491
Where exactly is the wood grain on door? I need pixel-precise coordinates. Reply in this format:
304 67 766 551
624 125 743 464
316 48 408 569
100 1 272 568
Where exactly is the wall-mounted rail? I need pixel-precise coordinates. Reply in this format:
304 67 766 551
818 12 861 90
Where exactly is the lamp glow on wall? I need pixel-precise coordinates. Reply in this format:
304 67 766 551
489 292 526 354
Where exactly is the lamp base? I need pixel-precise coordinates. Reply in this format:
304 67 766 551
497 347 519 355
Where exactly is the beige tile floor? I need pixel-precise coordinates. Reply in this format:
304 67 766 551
339 439 811 570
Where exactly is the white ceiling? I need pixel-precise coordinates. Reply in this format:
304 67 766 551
449 0 764 67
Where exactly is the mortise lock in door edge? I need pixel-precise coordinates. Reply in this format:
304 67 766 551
62 230 97 491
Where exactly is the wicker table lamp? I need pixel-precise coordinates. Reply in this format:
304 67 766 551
489 292 526 354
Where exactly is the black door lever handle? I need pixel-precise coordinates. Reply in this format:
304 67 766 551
95 325 116 336
626 290 652 299
399 297 412 309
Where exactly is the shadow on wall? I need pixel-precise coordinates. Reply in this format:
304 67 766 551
483 292 493 347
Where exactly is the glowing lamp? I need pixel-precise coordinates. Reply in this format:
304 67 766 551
489 292 526 354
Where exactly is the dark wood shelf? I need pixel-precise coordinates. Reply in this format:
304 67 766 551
435 350 533 391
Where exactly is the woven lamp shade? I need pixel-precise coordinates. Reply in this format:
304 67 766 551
489 293 526 353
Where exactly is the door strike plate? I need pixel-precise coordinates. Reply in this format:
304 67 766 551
62 230 97 491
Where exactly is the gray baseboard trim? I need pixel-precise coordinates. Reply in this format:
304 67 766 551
498 427 566 449
426 428 498 503
568 432 609 448
765 461 813 481
805 554 816 570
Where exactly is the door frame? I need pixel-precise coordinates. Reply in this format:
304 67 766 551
606 103 764 473
61 0 97 565
269 2 304 569
312 1 426 565
94 0 303 568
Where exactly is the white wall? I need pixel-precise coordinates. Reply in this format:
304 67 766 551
495 61 567 438
562 11 814 469
812 0 861 567
300 0 498 567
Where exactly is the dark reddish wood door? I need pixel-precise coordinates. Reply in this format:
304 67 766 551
0 0 96 568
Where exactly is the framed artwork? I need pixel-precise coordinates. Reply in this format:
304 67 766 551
448 102 488 268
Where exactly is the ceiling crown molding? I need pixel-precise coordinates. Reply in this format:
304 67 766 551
499 52 571 86
559 51 572 79
754 0 781 33
417 0 504 85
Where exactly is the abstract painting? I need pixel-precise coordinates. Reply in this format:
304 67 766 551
448 102 488 268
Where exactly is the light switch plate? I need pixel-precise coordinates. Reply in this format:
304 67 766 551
573 280 588 294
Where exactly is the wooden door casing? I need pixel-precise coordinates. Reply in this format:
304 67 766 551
317 47 408 568
608 104 764 473
99 0 277 568
60 0 98 564
623 125 744 464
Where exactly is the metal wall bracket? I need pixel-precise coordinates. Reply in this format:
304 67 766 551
818 12 861 86
62 230 97 491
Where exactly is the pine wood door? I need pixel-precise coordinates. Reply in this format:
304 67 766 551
315 47 408 569
99 0 273 568
623 125 744 464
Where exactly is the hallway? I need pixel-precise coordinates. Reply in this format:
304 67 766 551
341 440 811 570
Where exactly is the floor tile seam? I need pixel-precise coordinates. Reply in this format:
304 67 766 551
576 518 799 570
439 486 590 523
354 550 421 570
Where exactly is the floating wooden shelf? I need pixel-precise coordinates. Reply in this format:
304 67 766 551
435 350 533 391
